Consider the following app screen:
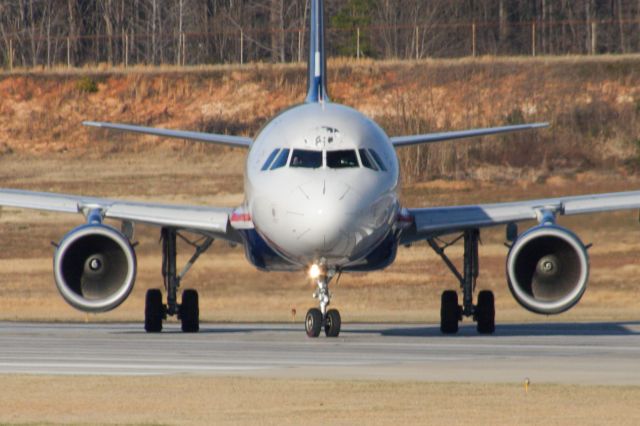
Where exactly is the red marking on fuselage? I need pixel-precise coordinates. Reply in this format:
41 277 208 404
231 212 252 223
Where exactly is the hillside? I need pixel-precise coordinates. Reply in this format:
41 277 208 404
1 56 640 182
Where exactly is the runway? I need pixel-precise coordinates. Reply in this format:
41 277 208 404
1 321 639 385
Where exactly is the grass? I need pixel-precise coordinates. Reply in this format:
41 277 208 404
2 54 640 181
0 375 639 425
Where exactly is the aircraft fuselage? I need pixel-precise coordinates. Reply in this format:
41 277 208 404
244 102 400 271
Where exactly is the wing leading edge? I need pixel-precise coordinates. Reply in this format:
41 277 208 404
401 190 640 243
0 189 240 243
83 121 252 148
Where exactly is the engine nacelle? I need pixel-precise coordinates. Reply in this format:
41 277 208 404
506 225 589 315
54 224 137 313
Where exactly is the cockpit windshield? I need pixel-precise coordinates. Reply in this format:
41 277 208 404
327 150 359 169
368 149 388 172
359 149 378 171
270 149 290 170
291 150 323 169
261 147 385 172
261 149 280 171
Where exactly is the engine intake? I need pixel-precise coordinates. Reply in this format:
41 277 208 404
507 225 589 315
54 224 137 313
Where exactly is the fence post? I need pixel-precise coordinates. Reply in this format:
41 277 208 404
240 30 244 65
471 22 477 57
357 27 361 59
182 33 186 66
66 37 71 68
124 33 129 68
591 21 597 55
176 33 181 66
298 29 303 62
532 22 536 56
415 26 420 60
9 38 13 71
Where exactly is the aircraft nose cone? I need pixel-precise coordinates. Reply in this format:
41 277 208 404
287 178 360 255
308 205 349 251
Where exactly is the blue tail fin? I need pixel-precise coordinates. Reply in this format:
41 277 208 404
305 0 330 103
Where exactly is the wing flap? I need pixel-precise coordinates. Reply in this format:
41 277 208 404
105 202 230 233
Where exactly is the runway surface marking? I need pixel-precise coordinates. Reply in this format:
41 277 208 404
1 322 639 384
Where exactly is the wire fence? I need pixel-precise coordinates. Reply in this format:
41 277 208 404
2 18 640 70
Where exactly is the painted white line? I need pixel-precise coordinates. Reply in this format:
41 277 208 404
0 362 267 372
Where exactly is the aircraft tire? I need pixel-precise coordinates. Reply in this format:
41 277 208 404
476 290 495 334
305 308 323 338
180 289 200 333
440 290 460 334
145 289 164 333
324 309 341 337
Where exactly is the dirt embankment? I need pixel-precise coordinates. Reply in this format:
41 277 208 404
0 57 640 180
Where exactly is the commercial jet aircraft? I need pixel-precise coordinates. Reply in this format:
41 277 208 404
1 0 639 337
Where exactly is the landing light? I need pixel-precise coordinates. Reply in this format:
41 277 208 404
308 264 322 279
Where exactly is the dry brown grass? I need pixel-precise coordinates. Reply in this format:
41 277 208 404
0 375 639 425
2 55 640 181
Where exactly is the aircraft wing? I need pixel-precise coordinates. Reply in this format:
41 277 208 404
83 121 252 148
400 190 640 243
390 123 549 147
0 189 241 243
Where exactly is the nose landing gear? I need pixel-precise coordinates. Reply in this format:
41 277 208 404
305 271 341 338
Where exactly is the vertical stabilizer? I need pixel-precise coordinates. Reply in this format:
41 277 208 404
305 0 330 103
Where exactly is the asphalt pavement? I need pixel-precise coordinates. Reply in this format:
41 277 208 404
1 321 639 385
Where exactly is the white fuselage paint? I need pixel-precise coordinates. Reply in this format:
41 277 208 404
245 102 400 268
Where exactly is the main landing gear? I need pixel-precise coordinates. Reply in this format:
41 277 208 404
145 227 214 333
305 271 341 338
428 229 495 335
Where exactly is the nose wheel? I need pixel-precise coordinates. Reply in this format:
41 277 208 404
305 308 341 337
305 272 341 338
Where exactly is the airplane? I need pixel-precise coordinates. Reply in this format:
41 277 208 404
1 0 639 337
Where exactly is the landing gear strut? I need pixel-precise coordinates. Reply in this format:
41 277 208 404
428 229 495 335
305 271 341 338
144 227 213 333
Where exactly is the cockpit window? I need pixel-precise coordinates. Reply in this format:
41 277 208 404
359 149 378 171
291 149 323 169
261 149 280 171
368 149 388 172
270 148 290 170
327 150 359 169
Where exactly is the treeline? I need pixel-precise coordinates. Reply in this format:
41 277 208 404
1 0 640 69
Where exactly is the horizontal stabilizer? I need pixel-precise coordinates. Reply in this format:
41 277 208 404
390 123 549 147
83 121 252 148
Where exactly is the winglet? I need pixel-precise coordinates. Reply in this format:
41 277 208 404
305 0 330 103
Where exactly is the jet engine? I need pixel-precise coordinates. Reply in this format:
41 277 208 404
506 225 589 315
53 224 137 313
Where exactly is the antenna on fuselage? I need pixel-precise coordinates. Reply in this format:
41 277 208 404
305 0 330 103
